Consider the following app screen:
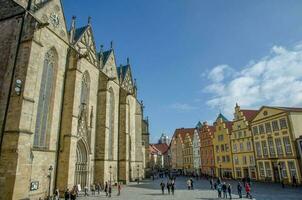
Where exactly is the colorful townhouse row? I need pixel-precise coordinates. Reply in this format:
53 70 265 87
170 104 302 184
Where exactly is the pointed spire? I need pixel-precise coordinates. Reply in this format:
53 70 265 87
134 78 137 87
88 16 92 25
110 41 114 49
236 102 239 107
119 64 123 81
69 16 76 43
100 44 104 54
127 57 130 65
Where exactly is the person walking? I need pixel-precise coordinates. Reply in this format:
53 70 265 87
171 181 175 195
214 182 217 190
222 182 227 199
70 186 77 200
227 184 232 199
217 183 222 198
245 183 252 199
237 182 242 198
105 182 108 197
160 181 165 194
54 188 60 200
190 178 194 190
91 184 95 196
167 180 171 195
64 188 70 200
108 184 112 198
292 175 298 187
97 183 101 195
117 183 121 196
84 185 89 196
210 178 213 190
187 179 191 190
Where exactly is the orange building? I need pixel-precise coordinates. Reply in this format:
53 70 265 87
200 122 215 176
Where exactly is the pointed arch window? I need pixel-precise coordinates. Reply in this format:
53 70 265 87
34 49 57 148
108 88 115 160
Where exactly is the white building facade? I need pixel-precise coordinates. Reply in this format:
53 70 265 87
192 128 201 175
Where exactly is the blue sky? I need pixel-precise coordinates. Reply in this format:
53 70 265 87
62 0 302 143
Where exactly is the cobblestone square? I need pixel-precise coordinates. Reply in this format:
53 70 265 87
76 177 302 200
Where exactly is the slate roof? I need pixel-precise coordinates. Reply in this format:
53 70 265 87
74 25 88 42
241 109 258 122
117 65 129 81
216 113 229 122
101 50 112 64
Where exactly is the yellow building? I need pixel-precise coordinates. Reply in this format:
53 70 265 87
251 106 302 184
183 131 194 174
213 114 233 178
171 128 194 171
231 104 258 180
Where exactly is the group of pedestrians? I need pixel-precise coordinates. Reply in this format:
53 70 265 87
187 178 194 190
61 181 121 199
210 177 253 199
160 178 175 195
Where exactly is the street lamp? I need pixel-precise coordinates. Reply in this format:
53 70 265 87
219 162 222 179
137 165 140 184
47 165 53 200
109 165 112 186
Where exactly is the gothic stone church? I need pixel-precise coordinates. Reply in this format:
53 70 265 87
0 0 150 199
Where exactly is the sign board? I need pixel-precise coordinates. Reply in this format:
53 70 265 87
30 181 39 191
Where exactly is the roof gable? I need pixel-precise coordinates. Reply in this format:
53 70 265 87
101 50 118 80
216 113 229 122
31 0 68 41
74 25 98 66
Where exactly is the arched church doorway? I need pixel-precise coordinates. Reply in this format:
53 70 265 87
75 140 88 188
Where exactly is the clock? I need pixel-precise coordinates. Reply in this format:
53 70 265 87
49 13 59 27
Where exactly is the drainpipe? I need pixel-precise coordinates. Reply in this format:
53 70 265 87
0 0 32 156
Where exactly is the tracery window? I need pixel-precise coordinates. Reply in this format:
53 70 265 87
34 49 57 148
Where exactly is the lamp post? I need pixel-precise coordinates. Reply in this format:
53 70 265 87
219 162 222 179
47 165 53 200
137 165 140 184
109 165 112 186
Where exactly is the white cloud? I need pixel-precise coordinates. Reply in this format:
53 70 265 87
205 43 302 117
170 103 198 111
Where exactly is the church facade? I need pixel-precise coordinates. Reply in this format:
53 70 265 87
0 0 149 199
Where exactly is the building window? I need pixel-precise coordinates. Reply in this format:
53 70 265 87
265 122 272 133
216 145 219 152
264 162 272 177
225 144 229 152
218 135 224 141
242 156 247 165
261 141 268 157
247 141 252 151
236 168 242 178
258 162 265 177
34 49 57 148
283 136 292 155
238 131 242 138
272 120 279 131
233 143 237 153
252 126 259 135
221 144 225 152
275 138 284 156
239 143 244 151
288 161 297 179
255 142 262 158
279 118 287 129
268 138 276 157
234 156 239 165
259 124 265 134
217 156 220 162
249 155 254 165
226 155 230 162
222 156 226 162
